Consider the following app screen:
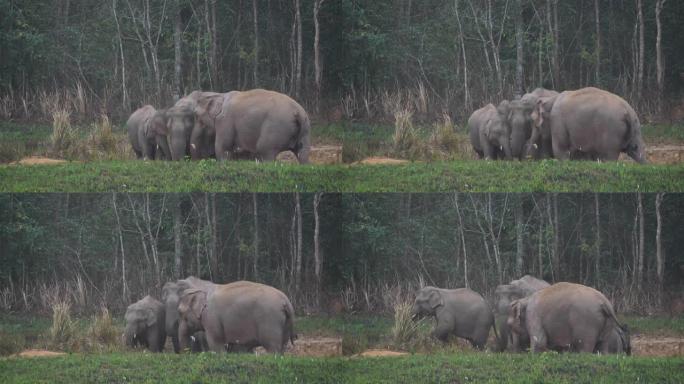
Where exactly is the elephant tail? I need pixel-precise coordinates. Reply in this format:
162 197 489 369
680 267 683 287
600 302 628 331
624 108 647 163
284 301 297 347
293 108 311 163
600 302 632 355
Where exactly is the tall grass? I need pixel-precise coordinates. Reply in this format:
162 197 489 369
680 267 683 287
47 300 77 350
50 109 78 156
391 301 425 348
392 109 419 154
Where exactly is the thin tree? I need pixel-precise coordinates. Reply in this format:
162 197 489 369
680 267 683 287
253 193 259 281
594 0 601 84
514 0 524 98
454 0 470 110
594 193 601 284
294 0 303 98
252 0 259 87
636 192 644 291
313 192 323 304
655 0 667 107
453 193 469 288
111 193 128 301
295 192 303 292
655 193 664 295
515 195 524 276
636 0 645 100
173 0 182 100
313 0 325 112
113 0 128 109
173 194 183 279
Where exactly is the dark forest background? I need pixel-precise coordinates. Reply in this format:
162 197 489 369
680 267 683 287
0 193 681 314
1 0 683 123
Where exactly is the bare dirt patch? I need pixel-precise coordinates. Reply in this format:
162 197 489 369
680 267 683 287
277 145 343 164
11 156 68 165
355 157 410 165
632 335 684 357
254 336 343 357
356 349 409 357
16 349 66 358
620 144 684 164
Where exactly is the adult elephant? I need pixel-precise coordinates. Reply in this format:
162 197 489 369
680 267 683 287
161 276 216 353
163 91 226 160
468 102 513 160
126 105 170 160
178 280 296 354
507 282 630 353
123 295 166 352
494 275 550 351
411 286 497 349
600 326 631 355
213 89 311 163
532 87 647 163
510 88 559 159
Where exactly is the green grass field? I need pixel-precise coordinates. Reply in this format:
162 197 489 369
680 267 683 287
1 351 682 383
1 159 683 192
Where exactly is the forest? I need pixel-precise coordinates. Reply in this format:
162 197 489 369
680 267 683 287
1 0 683 124
0 192 680 315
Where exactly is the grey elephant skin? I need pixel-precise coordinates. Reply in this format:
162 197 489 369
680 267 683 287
162 91 225 160
412 286 497 349
494 275 549 351
507 282 630 353
469 103 512 160
124 295 166 352
162 276 215 353
178 280 296 354
601 326 631 355
532 87 647 163
126 105 170 160
213 89 311 163
515 88 559 159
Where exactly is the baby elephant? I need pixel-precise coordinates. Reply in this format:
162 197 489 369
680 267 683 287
124 295 166 352
412 286 497 349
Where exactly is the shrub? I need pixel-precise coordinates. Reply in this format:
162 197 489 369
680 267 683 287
85 306 122 352
88 114 117 154
391 301 424 348
47 300 78 350
392 109 417 153
50 109 78 155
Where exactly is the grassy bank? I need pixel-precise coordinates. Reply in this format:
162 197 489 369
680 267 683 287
1 351 682 384
1 160 683 192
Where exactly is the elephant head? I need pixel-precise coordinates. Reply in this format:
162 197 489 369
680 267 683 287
146 109 170 160
164 106 195 161
527 96 558 158
498 99 534 159
161 282 181 340
412 286 444 320
124 297 158 348
177 288 208 351
506 298 529 351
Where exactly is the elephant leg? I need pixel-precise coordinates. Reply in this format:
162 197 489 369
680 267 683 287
133 148 143 159
215 131 236 161
171 334 180 353
432 322 452 343
148 331 162 352
481 139 495 160
205 331 225 353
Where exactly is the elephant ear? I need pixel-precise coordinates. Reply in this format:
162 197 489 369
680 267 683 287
161 282 178 302
149 111 167 137
196 94 225 126
144 307 158 327
427 289 444 309
511 299 527 323
179 289 207 321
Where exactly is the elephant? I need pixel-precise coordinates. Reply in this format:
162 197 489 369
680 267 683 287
213 89 311 163
493 275 550 351
508 88 559 159
161 276 216 353
468 102 513 160
162 91 226 160
126 105 170 160
123 295 166 352
507 282 630 353
531 87 647 163
599 326 631 355
411 286 498 349
178 280 296 354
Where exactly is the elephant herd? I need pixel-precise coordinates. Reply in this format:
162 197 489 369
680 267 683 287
124 276 296 354
127 89 311 163
125 274 629 356
412 276 630 355
469 87 648 163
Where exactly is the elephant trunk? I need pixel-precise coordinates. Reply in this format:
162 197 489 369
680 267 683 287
178 322 192 352
124 324 137 347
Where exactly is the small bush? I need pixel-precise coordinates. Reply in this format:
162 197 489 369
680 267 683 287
50 109 78 155
88 114 117 154
392 109 418 153
0 330 25 356
85 307 122 352
47 300 78 351
391 301 425 348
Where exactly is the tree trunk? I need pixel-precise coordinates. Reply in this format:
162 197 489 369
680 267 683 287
655 0 667 105
636 0 644 100
112 0 128 109
205 193 217 281
454 0 470 110
111 193 128 301
514 0 524 98
655 193 664 293
547 0 560 88
294 0 302 98
252 0 259 87
594 0 601 84
453 193 469 288
637 192 644 291
515 195 524 276
313 0 325 113
295 192 303 292
173 194 183 279
594 193 601 284
313 192 322 304
173 0 182 100
253 193 259 281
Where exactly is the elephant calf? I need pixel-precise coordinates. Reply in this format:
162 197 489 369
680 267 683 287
124 295 166 352
507 282 630 354
412 286 497 349
126 105 170 160
494 275 549 351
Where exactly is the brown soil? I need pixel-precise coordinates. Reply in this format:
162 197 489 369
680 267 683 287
276 145 343 164
356 349 409 357
16 349 66 358
632 335 684 357
355 157 410 165
619 144 684 164
11 156 67 165
253 336 343 357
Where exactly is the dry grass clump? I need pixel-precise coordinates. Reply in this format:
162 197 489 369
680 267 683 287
47 300 78 351
391 301 427 349
85 307 122 352
393 109 419 153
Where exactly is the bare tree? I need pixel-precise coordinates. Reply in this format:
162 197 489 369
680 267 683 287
655 0 667 105
636 0 645 100
252 0 259 87
655 193 664 293
547 0 560 88
515 195 524 276
313 192 323 303
173 194 182 279
594 0 601 84
111 193 128 301
173 0 182 100
453 193 469 288
313 0 326 112
454 0 470 110
594 193 601 283
295 192 303 292
514 0 524 98
112 0 129 109
253 193 259 280
294 0 302 98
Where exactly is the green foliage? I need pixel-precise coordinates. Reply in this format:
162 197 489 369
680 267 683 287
0 352 682 383
621 315 684 336
0 331 24 356
1 160 684 192
642 123 684 144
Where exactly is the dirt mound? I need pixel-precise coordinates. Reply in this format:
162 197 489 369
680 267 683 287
357 349 409 357
12 156 67 165
632 336 684 357
16 349 66 358
277 145 343 164
355 157 409 165
253 336 343 357
620 145 684 164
